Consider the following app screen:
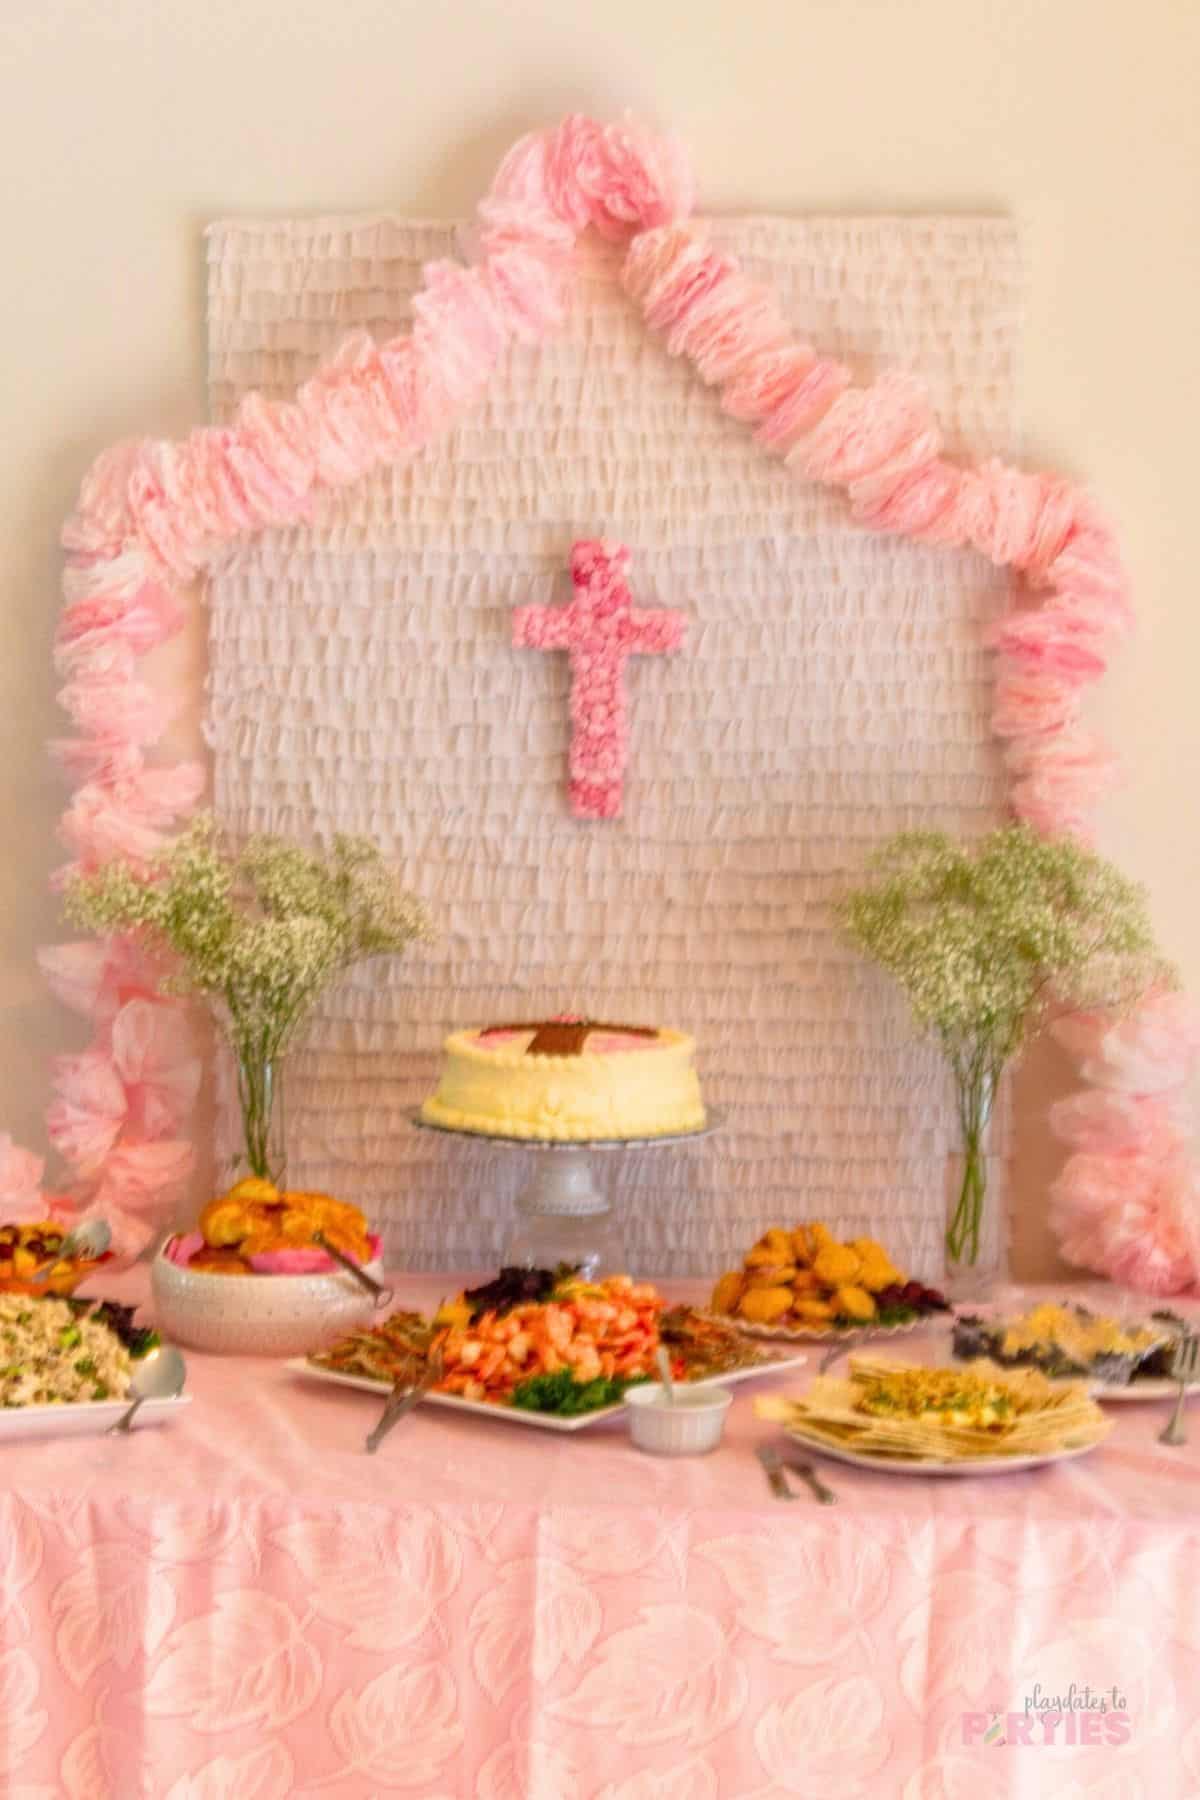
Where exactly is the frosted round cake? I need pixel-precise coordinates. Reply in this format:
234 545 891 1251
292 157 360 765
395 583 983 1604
420 1018 706 1141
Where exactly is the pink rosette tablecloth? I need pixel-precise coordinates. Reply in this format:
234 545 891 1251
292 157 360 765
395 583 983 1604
3 1273 1200 1799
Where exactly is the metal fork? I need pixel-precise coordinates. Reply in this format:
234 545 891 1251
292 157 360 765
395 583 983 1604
755 1443 838 1505
1159 1334 1200 1447
365 1348 443 1454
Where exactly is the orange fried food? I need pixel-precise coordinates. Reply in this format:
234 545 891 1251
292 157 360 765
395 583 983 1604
199 1197 253 1248
710 1271 746 1315
834 1284 877 1322
812 1244 861 1287
197 1182 370 1260
227 1177 280 1205
745 1263 797 1289
738 1286 793 1324
189 1248 253 1275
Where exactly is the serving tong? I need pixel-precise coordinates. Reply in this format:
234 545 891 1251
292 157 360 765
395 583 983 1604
313 1231 394 1308
365 1346 444 1454
1159 1333 1200 1448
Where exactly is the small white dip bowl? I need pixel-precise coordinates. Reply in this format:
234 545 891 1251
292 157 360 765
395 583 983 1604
623 1380 733 1455
150 1243 384 1357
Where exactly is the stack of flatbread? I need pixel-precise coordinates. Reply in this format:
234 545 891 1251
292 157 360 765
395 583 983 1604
756 1355 1111 1464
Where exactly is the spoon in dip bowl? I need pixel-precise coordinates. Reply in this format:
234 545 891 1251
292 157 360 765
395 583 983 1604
107 1345 187 1435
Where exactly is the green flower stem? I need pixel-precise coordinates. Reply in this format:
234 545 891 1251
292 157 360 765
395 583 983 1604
946 1063 998 1269
234 1047 284 1182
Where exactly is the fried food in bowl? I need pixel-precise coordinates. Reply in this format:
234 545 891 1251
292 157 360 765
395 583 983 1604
176 1182 377 1276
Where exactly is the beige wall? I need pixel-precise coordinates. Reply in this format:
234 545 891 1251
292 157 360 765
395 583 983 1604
3 0 1197 1273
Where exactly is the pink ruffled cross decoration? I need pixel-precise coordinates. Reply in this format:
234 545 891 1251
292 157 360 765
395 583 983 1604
513 539 686 819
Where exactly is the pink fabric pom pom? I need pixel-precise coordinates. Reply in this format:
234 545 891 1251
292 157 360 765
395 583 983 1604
755 359 851 454
59 783 179 873
575 115 695 240
1051 1150 1200 1295
61 546 154 607
57 762 203 871
298 339 385 488
111 999 200 1139
987 610 1108 680
116 760 207 824
0 1136 48 1228
1045 519 1133 636
1007 728 1120 836
38 936 166 1022
487 249 572 341
56 550 184 668
789 372 941 490
1053 989 1200 1095
851 459 968 545
124 442 213 579
233 391 318 501
990 671 1082 738
412 266 512 393
58 673 178 747
94 1137 195 1210
622 227 727 334
377 338 451 447
655 258 790 388
531 117 599 230
1048 1088 1192 1154
1015 479 1085 584
47 1049 128 1177
720 343 820 426
952 462 1081 572
49 739 145 787
61 442 142 558
1002 723 1113 777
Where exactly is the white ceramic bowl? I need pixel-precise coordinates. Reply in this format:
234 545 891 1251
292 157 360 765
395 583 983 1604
623 1381 733 1455
150 1244 385 1357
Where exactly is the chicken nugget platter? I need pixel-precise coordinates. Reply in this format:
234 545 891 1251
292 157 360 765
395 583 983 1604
708 1221 951 1342
291 1266 808 1433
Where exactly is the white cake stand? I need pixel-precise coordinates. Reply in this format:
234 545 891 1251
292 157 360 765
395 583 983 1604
411 1111 723 1274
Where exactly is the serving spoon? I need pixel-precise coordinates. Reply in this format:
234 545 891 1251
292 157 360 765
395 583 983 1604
106 1345 187 1435
30 1217 112 1285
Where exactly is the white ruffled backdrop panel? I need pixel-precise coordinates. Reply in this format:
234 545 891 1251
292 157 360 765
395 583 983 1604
205 215 1020 1277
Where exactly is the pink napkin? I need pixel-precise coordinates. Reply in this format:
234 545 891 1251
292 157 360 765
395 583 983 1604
163 1231 382 1274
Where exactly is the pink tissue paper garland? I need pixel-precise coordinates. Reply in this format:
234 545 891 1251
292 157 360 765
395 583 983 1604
16 111 1196 1289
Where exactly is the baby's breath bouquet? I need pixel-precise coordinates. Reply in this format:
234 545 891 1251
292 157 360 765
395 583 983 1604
66 816 432 1182
841 826 1165 1282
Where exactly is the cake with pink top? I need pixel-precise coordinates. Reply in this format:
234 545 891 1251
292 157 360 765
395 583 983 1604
420 1017 706 1141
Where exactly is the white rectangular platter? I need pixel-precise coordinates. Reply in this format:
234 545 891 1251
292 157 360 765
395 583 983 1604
289 1354 808 1433
0 1394 191 1445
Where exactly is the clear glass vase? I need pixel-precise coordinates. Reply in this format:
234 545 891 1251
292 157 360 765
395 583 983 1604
944 1065 999 1302
233 1051 287 1186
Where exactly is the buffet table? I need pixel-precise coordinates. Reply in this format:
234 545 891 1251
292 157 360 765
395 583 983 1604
5 1272 1200 1799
